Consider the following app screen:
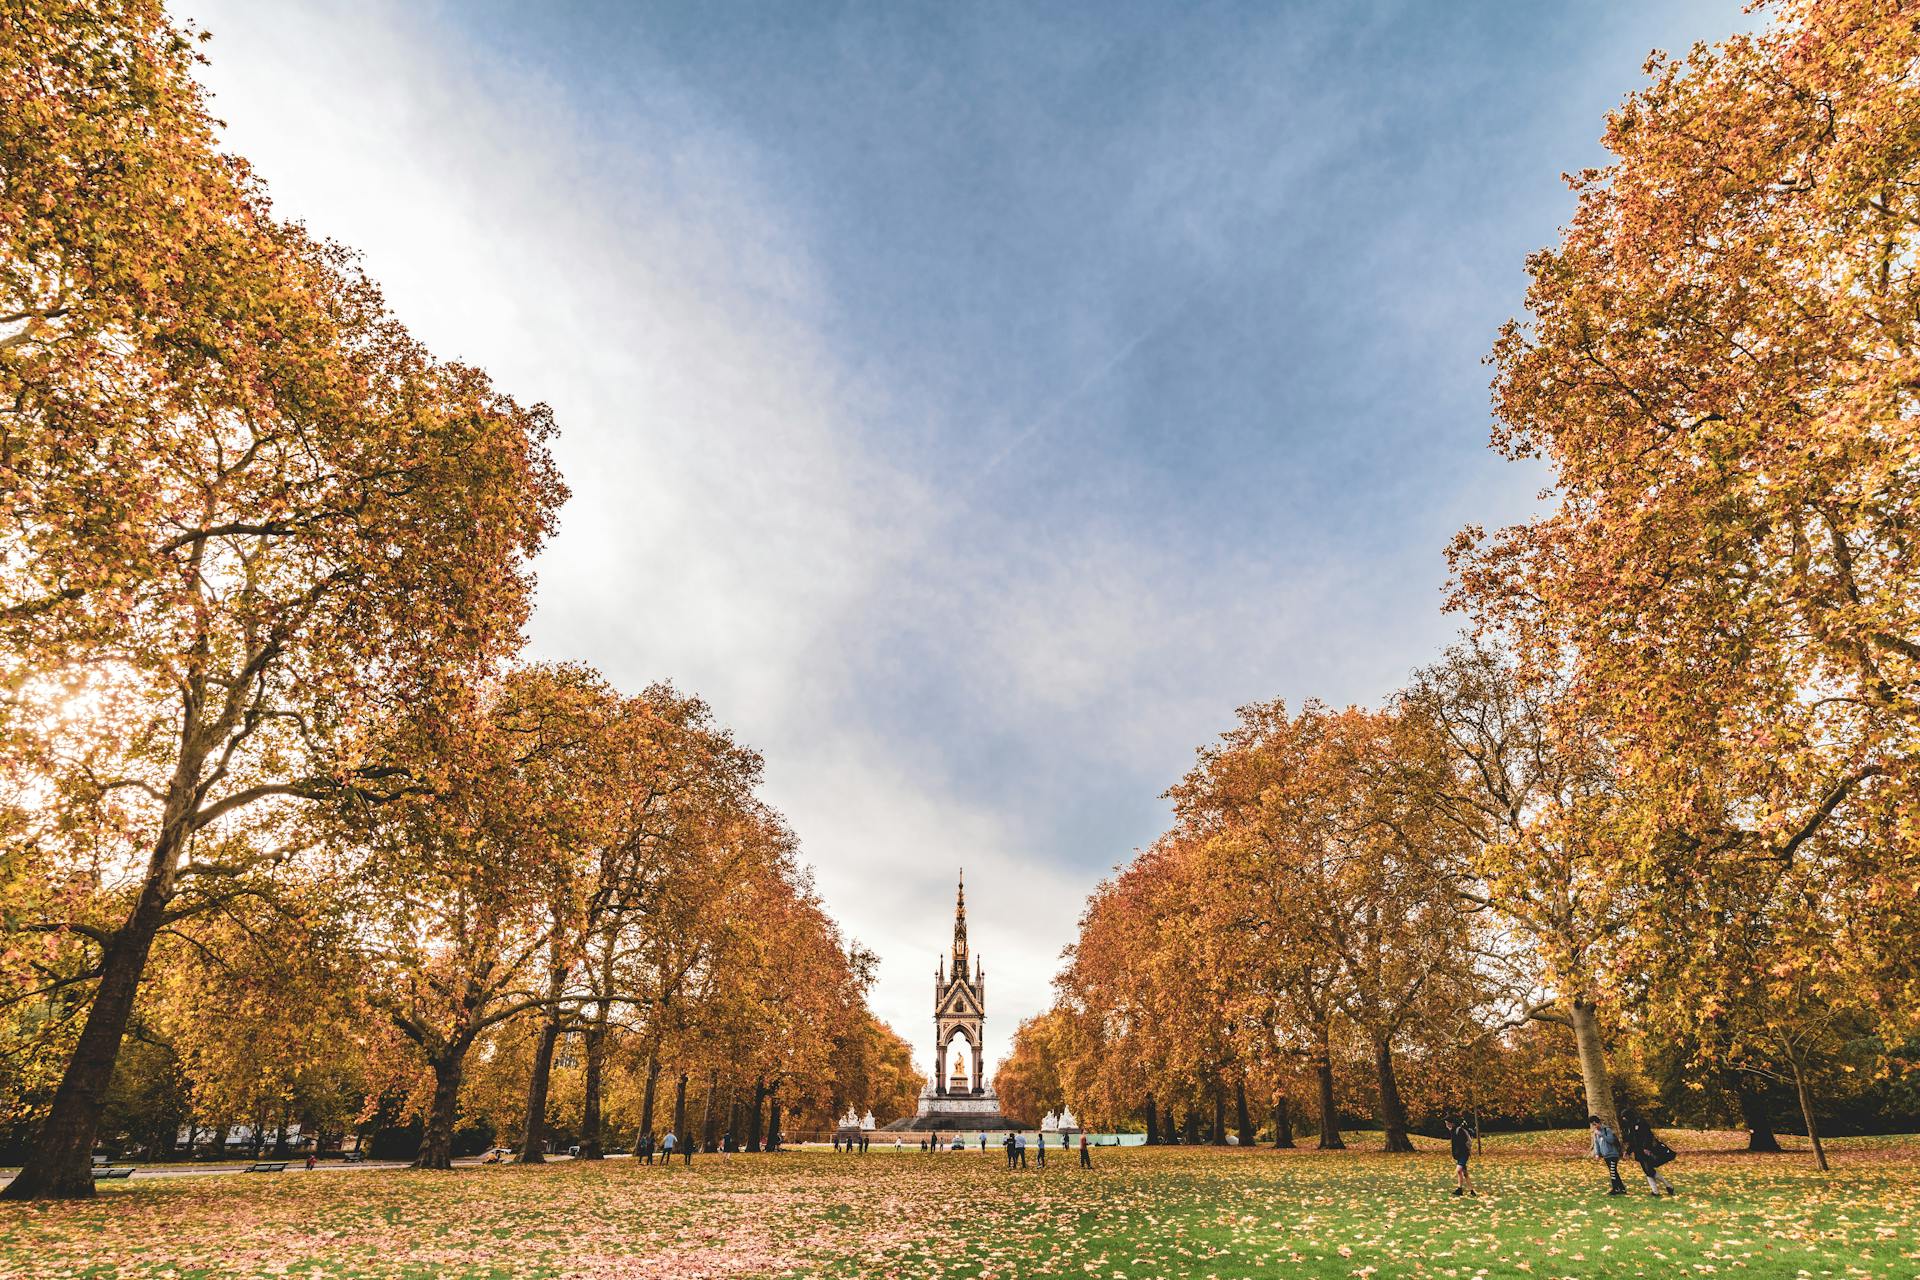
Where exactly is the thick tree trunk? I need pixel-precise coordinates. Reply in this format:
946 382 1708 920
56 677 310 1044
1730 1071 1783 1153
1235 1078 1255 1148
766 1082 783 1152
747 1077 766 1151
1373 1039 1414 1153
1568 997 1618 1132
1211 1083 1229 1145
1161 1102 1176 1145
1272 1095 1294 1148
672 1070 689 1143
579 1025 608 1159
1182 1107 1200 1144
416 1052 466 1170
1315 1041 1345 1150
701 1070 719 1152
1143 1092 1159 1145
2 787 189 1199
520 1018 562 1162
1787 1053 1829 1172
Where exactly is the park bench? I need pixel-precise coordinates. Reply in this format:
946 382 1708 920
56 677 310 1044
342 1151 366 1163
244 1161 290 1173
91 1166 134 1179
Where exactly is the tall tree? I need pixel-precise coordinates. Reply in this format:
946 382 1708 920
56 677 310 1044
1405 644 1637 1130
0 1 561 1199
1448 0 1920 1047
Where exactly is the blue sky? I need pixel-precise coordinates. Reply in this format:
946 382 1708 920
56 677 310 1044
183 0 1749 1073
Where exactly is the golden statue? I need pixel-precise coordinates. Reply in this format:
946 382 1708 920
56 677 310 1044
950 1051 969 1090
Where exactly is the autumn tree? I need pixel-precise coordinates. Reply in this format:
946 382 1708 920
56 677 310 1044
0 0 562 1199
1448 0 1920 1056
995 1009 1073 1129
1171 701 1476 1152
355 669 600 1170
1403 643 1640 1131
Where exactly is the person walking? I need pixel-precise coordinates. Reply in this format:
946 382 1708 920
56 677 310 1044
1016 1132 1028 1169
638 1131 654 1165
1003 1131 1016 1169
1622 1112 1675 1195
660 1130 676 1167
1036 1131 1046 1169
721 1130 733 1160
1446 1118 1476 1196
1589 1116 1627 1195
1079 1133 1091 1169
979 1133 987 1153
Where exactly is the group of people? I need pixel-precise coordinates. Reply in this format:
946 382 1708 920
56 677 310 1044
1000 1130 1092 1169
649 1111 1676 1196
1446 1113 1678 1198
1590 1113 1677 1196
633 1130 689 1166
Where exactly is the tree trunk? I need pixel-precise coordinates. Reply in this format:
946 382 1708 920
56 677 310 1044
1272 1095 1294 1148
1161 1102 1176 1145
1730 1071 1783 1153
766 1082 783 1151
520 1017 562 1162
1373 1038 1413 1153
1235 1078 1255 1148
1182 1107 1200 1145
701 1069 719 1152
672 1070 689 1143
579 1024 608 1159
1786 1051 1829 1172
1 784 189 1199
1143 1092 1159 1145
1315 1040 1345 1150
637 1055 661 1143
747 1077 766 1151
416 1051 466 1170
1567 996 1618 1133
1211 1083 1228 1145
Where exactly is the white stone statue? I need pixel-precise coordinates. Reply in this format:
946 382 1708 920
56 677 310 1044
838 1106 860 1130
1041 1111 1059 1132
1058 1106 1078 1131
860 1110 876 1131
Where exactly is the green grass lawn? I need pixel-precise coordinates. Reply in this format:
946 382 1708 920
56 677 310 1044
3 1132 1915 1278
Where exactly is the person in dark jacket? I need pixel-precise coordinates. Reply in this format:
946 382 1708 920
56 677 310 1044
1621 1112 1675 1195
1446 1118 1477 1196
1589 1115 1628 1195
1079 1133 1092 1168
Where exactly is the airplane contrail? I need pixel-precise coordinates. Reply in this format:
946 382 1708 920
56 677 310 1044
971 294 1196 486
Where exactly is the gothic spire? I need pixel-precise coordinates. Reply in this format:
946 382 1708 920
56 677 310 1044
951 869 968 977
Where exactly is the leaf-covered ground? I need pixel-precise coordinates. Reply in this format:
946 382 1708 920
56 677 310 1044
4 1132 1917 1279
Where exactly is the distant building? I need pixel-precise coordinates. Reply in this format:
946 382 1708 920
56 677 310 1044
882 871 1011 1132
